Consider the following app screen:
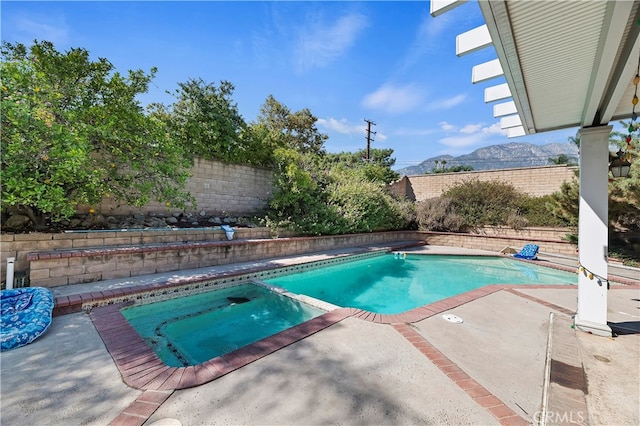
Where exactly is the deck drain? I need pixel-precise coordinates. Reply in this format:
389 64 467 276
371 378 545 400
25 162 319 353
594 354 610 363
442 314 464 324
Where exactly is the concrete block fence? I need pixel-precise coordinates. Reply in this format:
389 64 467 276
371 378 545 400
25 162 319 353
1 226 576 289
78 157 274 216
390 165 578 201
7 230 423 288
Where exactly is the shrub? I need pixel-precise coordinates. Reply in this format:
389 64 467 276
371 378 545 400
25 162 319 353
416 179 574 231
518 194 571 227
442 179 523 228
547 177 580 227
327 173 414 234
267 150 414 235
506 212 529 230
416 197 465 232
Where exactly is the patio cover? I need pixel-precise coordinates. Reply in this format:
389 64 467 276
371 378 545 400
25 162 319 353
432 0 640 337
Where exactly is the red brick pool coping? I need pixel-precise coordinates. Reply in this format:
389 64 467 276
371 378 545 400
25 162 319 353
98 282 640 426
91 283 637 392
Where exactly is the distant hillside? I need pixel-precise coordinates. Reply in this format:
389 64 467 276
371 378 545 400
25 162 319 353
396 142 579 176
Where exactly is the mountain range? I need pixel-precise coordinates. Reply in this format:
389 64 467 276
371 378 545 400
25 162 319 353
395 142 579 176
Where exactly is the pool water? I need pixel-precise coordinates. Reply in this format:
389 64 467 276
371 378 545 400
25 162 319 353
264 254 577 314
121 284 324 367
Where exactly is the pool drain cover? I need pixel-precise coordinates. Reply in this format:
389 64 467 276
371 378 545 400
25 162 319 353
442 314 464 324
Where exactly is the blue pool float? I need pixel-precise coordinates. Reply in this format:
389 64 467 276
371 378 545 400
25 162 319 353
513 244 539 260
1 287 54 351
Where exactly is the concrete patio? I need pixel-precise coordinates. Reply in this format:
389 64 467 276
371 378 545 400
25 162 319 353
1 246 638 425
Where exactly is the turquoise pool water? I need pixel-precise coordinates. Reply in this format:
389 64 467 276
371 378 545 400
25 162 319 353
121 284 324 367
264 254 577 314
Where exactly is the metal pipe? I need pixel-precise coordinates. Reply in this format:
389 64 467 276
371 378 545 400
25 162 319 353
6 257 15 290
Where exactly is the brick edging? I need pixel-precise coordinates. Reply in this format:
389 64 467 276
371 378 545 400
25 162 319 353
392 323 529 426
91 303 351 391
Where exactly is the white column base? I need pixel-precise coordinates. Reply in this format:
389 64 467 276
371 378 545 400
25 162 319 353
574 318 612 337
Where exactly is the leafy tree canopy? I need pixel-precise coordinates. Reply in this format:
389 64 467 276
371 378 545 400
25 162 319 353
1 41 193 229
149 79 247 163
547 153 578 166
430 164 474 174
322 148 400 184
256 95 328 156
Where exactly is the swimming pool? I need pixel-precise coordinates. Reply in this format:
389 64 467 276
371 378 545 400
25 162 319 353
121 284 324 367
264 254 577 314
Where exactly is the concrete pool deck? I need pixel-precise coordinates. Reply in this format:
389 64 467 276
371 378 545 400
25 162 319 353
1 245 638 425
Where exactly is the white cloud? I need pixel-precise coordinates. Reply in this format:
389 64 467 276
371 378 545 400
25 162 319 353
427 94 467 111
439 121 457 132
317 117 365 135
438 120 509 150
460 123 483 134
294 12 368 72
440 94 467 109
317 117 388 142
482 122 508 135
362 83 424 115
12 14 69 46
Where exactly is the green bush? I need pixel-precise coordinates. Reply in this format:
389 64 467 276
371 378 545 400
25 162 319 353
441 179 524 228
518 194 571 227
328 177 414 233
266 150 414 235
416 179 574 231
547 177 580 227
415 197 465 232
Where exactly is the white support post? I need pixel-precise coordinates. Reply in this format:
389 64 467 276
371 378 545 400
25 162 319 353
6 257 15 290
574 126 612 337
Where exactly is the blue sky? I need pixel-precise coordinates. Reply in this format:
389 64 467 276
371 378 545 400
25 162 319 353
2 1 579 168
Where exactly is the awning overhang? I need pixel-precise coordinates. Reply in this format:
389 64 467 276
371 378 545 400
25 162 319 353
433 1 640 137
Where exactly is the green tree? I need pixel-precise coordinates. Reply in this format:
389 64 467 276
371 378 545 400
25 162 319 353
608 121 639 230
257 95 328 155
150 78 246 163
1 41 193 229
266 147 413 235
547 126 639 260
433 164 474 174
236 123 281 167
323 148 400 184
548 177 580 227
267 148 334 234
548 153 577 166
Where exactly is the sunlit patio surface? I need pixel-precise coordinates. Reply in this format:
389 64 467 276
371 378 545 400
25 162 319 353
1 246 638 426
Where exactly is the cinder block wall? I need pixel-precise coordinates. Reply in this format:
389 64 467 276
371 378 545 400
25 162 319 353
17 231 423 287
81 157 274 216
422 229 577 256
1 226 578 288
391 165 577 201
0 227 277 284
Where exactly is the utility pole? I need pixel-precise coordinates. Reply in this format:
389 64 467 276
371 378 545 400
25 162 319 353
364 119 376 161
